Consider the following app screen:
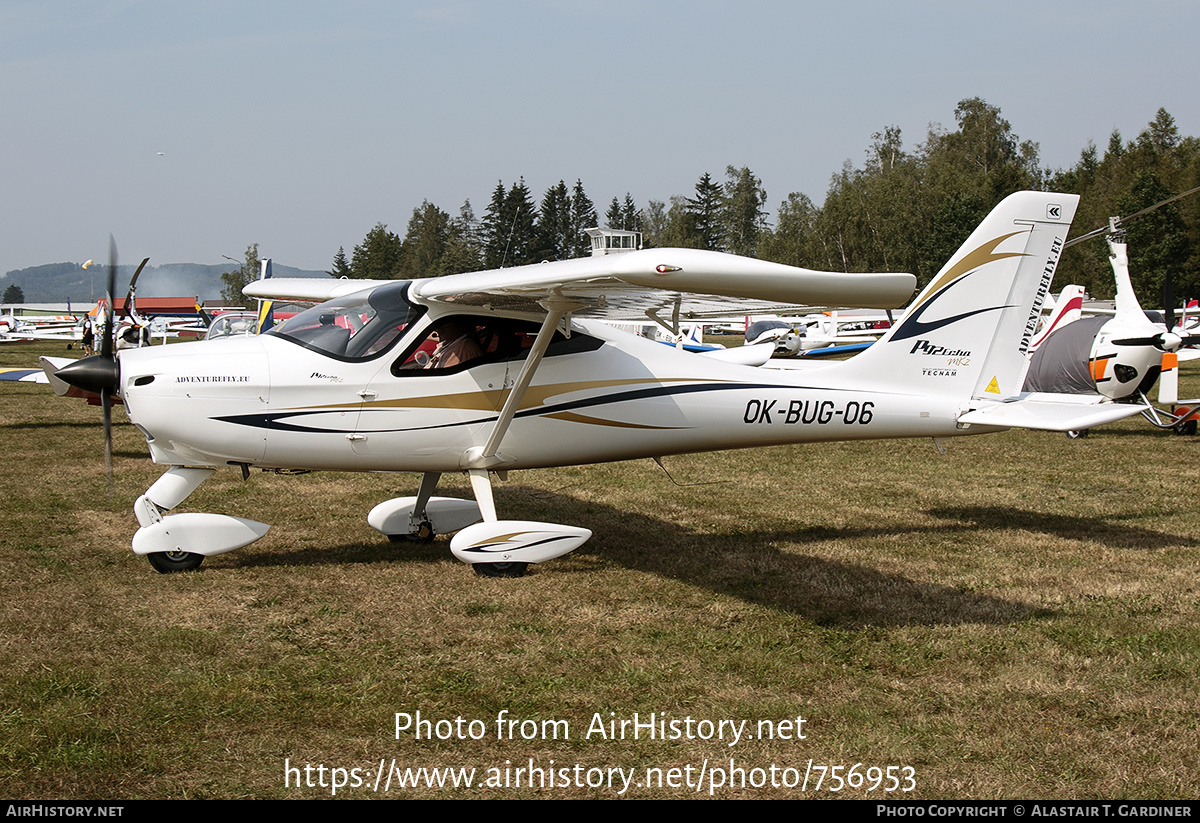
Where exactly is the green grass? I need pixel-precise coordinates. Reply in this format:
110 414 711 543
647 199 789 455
1 339 1198 798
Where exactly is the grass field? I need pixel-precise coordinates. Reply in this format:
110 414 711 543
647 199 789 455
2 339 1198 799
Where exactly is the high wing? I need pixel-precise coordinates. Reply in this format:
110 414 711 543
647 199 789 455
244 249 917 322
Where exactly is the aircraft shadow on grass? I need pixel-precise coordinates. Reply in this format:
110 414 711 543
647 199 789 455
194 484 1192 629
926 506 1196 552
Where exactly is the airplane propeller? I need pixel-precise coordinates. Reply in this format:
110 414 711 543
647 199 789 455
1111 331 1187 351
102 240 115 480
119 256 150 323
55 237 122 485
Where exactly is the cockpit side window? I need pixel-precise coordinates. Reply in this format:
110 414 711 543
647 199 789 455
391 316 602 376
266 281 425 361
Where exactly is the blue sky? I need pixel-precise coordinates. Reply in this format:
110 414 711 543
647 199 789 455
2 0 1196 276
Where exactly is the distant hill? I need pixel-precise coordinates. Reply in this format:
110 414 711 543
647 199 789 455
0 261 329 304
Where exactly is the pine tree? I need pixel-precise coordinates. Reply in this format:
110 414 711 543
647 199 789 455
686 173 723 250
568 179 597 257
329 246 351 278
605 197 623 229
350 224 403 279
505 178 537 265
535 180 573 261
604 194 641 232
482 179 537 267
441 200 483 274
481 181 508 268
398 201 452 278
622 194 641 233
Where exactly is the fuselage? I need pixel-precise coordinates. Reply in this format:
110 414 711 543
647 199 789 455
118 298 979 474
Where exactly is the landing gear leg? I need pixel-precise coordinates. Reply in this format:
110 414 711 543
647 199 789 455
134 467 213 574
132 466 270 573
449 470 591 577
464 469 527 577
387 472 440 543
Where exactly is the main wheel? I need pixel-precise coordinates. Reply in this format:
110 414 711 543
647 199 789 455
147 551 204 573
1174 419 1197 436
388 521 435 544
472 562 529 578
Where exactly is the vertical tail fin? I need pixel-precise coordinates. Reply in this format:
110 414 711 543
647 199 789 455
838 191 1078 400
256 258 275 334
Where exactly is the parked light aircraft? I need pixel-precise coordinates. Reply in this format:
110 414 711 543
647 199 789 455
745 312 892 356
0 312 81 344
785 287 1083 362
0 258 155 348
55 192 1144 577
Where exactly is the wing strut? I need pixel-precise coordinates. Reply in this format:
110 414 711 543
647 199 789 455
464 296 583 469
645 295 683 339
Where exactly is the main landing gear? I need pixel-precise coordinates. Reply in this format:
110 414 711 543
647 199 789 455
367 470 592 578
388 520 435 544
471 562 529 578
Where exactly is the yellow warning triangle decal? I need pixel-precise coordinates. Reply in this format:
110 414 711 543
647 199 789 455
984 376 1000 394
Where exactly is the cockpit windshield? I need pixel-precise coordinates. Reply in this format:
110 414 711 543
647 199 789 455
265 281 426 361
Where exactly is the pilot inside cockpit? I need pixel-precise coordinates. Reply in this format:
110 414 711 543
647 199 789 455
427 321 484 369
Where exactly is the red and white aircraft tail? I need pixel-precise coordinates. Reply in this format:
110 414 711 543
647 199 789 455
1031 284 1085 351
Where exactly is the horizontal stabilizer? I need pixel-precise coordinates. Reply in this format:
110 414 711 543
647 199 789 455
957 393 1144 432
699 342 774 366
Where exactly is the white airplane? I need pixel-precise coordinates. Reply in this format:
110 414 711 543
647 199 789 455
745 312 891 356
0 311 84 343
54 192 1144 577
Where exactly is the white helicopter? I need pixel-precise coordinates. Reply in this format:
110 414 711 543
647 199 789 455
1023 219 1200 435
55 191 1143 577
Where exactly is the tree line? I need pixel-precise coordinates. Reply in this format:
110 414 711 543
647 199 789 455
313 98 1199 303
